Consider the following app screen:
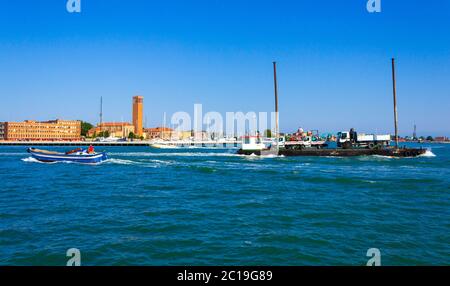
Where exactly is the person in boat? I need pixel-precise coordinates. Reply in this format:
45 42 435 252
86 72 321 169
87 145 95 154
66 148 82 155
350 128 357 143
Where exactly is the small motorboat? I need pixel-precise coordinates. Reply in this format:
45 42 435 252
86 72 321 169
27 148 108 164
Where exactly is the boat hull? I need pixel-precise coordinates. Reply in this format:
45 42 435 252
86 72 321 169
237 147 427 158
27 148 108 164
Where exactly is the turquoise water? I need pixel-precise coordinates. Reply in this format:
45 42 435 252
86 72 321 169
0 143 449 266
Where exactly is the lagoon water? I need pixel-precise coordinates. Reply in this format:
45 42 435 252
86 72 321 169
0 143 449 265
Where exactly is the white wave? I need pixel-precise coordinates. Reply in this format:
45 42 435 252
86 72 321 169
21 157 57 164
109 152 240 158
368 155 396 160
242 153 259 160
103 158 172 168
242 153 285 160
419 150 436 157
103 158 137 165
260 154 285 159
145 159 173 164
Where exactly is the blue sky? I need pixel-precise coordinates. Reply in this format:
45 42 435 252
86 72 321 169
0 0 449 136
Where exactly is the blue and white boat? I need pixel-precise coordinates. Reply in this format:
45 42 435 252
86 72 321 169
27 148 108 164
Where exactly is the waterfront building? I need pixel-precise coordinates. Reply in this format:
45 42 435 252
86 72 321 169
132 96 144 137
4 120 81 141
144 127 175 140
435 136 449 142
0 122 5 140
193 131 210 141
176 130 195 141
87 122 135 138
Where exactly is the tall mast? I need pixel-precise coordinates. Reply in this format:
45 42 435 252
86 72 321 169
391 58 399 149
100 96 103 126
162 112 167 140
273 62 279 149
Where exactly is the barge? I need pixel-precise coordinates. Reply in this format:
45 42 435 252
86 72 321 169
237 136 426 158
237 146 427 157
237 60 428 159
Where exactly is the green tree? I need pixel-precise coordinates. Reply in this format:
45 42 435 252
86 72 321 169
128 132 136 139
426 136 434 141
80 121 94 137
97 131 110 138
264 129 273 138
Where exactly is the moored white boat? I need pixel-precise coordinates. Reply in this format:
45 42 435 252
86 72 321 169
149 143 180 149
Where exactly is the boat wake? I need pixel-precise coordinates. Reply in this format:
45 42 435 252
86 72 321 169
419 150 436 157
367 155 396 160
22 156 106 165
22 157 56 164
103 158 138 165
103 158 173 168
242 153 285 159
109 152 240 158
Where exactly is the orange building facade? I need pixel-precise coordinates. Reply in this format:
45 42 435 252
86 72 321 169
132 96 144 137
144 127 174 140
4 120 81 141
0 122 5 140
87 122 135 138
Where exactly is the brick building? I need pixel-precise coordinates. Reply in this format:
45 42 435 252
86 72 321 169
4 120 81 141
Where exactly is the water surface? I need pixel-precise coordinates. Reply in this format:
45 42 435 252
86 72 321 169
0 143 448 265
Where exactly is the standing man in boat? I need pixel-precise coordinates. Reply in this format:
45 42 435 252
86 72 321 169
350 128 357 143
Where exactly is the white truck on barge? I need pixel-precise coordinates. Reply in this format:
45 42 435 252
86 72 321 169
337 128 391 149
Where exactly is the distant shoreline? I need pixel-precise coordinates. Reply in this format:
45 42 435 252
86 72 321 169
0 140 449 147
0 140 241 147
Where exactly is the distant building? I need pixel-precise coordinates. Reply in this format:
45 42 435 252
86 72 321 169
87 122 135 138
192 131 209 141
434 136 448 142
177 130 194 140
132 96 144 137
0 122 5 140
144 127 174 140
4 120 81 141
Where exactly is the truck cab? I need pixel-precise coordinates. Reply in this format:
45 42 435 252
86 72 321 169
241 136 267 151
337 131 350 141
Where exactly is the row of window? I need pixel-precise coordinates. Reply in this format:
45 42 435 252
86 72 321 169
8 126 79 129
9 130 78 133
7 136 79 138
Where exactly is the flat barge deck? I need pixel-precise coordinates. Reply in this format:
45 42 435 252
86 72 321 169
238 147 427 158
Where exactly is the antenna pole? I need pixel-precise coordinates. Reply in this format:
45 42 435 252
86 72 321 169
273 62 279 150
100 96 103 126
391 58 399 149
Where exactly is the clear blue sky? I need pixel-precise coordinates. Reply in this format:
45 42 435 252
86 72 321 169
0 0 449 136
